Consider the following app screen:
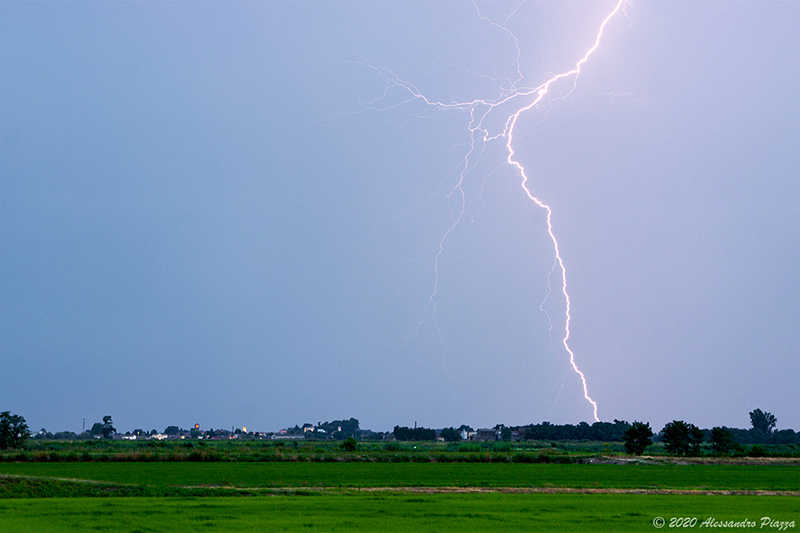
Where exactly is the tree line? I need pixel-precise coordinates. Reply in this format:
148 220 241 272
392 425 436 441
1 408 794 456
519 420 631 441
624 409 785 456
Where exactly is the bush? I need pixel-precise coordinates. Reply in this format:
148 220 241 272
383 441 404 452
749 445 767 458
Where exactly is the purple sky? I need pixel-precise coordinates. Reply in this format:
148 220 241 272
2 1 798 434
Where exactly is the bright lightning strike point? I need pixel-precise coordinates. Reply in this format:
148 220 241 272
362 0 627 423
504 0 628 423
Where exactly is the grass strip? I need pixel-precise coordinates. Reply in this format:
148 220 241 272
0 492 798 533
1 462 798 491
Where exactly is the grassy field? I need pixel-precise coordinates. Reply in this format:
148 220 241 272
1 445 798 532
1 492 798 533
9 438 799 463
1 461 799 491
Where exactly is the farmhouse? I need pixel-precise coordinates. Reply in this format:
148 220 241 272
471 428 498 442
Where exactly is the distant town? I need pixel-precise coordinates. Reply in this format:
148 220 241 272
26 409 800 448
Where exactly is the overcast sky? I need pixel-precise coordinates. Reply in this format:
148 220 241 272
2 1 798 435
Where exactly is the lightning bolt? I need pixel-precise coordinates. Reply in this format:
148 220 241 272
359 0 627 422
504 0 629 422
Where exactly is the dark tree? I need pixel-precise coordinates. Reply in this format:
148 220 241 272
749 409 777 435
624 421 653 455
590 422 616 441
689 424 705 456
102 415 116 439
317 418 360 439
440 427 462 442
393 426 436 441
519 420 630 442
90 422 104 436
773 429 797 445
0 411 31 449
164 426 181 435
711 426 735 455
661 421 703 456
340 437 357 451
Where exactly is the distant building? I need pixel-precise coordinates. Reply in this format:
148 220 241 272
271 434 305 440
471 428 498 442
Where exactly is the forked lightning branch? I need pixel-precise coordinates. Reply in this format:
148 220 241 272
360 0 628 422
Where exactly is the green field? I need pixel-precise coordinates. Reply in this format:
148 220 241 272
1 492 798 533
1 461 799 491
2 452 799 532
